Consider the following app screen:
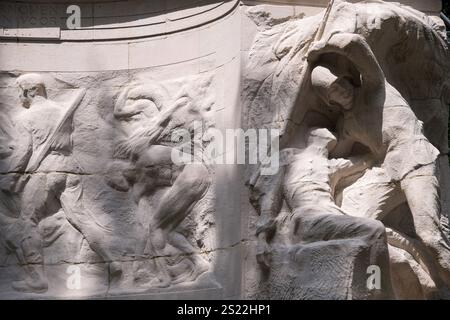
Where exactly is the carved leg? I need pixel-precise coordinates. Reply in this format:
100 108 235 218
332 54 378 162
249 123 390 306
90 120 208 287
144 229 171 288
168 231 209 284
60 175 114 261
11 174 52 293
0 190 47 293
9 217 47 293
11 236 48 293
152 163 210 231
59 175 131 288
388 244 428 299
148 163 210 285
401 169 450 295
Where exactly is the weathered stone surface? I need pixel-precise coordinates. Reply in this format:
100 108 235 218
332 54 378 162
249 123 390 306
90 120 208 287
0 0 448 300
243 0 450 300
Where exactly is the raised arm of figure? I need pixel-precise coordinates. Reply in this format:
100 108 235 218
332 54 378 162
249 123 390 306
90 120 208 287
308 33 385 96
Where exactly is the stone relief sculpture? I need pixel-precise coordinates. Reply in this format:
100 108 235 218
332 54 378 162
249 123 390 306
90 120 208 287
0 72 217 298
0 73 119 294
0 73 85 293
0 0 448 301
109 81 213 288
309 40 450 296
244 0 450 299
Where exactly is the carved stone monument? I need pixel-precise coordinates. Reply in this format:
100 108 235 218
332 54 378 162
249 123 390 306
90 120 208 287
0 0 448 300
243 0 450 300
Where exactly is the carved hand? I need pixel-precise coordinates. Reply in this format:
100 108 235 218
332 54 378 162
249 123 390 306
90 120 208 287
114 93 193 159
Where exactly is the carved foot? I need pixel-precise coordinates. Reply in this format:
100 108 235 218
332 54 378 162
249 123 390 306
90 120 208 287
146 275 172 289
172 257 209 285
12 279 48 294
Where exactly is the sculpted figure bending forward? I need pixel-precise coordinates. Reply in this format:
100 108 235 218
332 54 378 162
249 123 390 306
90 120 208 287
308 33 450 294
112 85 210 287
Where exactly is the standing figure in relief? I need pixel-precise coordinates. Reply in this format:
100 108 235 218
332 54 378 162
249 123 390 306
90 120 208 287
308 32 450 294
0 107 39 291
111 84 210 287
11 74 112 293
10 73 82 293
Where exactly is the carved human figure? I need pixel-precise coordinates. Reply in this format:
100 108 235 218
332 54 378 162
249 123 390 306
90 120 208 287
249 128 393 298
10 73 80 293
110 84 210 287
282 128 370 218
0 108 38 291
11 74 114 293
308 33 450 296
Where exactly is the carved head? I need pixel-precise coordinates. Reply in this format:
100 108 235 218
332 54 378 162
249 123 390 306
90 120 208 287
114 83 168 120
16 73 47 109
311 65 354 111
114 83 170 137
